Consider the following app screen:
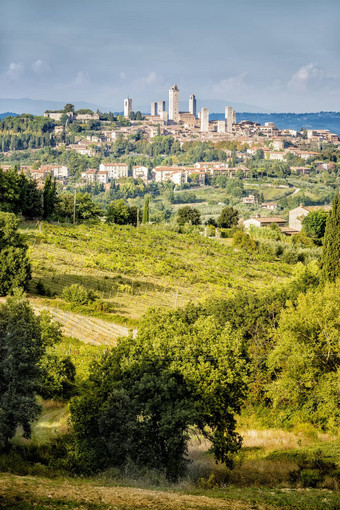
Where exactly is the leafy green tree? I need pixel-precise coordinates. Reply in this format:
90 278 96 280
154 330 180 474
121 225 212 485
176 206 201 226
128 111 135 121
142 194 150 224
62 284 97 305
106 199 130 225
43 174 58 220
57 192 102 222
0 293 48 449
302 210 328 244
20 176 42 219
64 104 75 113
266 281 340 430
70 309 248 479
218 206 239 228
321 194 340 281
0 212 31 295
135 111 142 120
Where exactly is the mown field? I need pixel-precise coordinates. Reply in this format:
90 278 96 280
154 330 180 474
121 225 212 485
25 222 292 326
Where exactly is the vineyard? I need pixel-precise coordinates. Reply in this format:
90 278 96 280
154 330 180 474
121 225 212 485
26 222 292 326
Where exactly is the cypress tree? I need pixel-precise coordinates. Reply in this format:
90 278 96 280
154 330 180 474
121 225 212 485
142 194 150 224
321 193 340 281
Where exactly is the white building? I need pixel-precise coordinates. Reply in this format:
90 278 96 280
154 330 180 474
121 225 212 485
40 164 69 178
152 166 187 186
217 120 226 133
96 170 109 184
225 106 234 133
289 204 331 231
124 97 132 118
157 100 165 114
169 84 179 122
99 162 129 180
81 169 97 183
133 165 149 182
200 107 209 132
151 102 158 116
189 94 196 117
244 215 287 229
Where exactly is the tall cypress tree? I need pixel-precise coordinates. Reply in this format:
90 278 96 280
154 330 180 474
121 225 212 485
43 175 58 220
321 193 340 281
142 194 150 224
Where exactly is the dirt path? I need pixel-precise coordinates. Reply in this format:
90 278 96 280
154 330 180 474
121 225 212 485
0 473 273 509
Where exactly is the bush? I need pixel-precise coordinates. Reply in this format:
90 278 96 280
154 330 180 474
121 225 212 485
232 231 258 252
62 284 97 305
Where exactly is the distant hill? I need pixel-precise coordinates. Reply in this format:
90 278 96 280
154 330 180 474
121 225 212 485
0 98 106 116
0 112 19 120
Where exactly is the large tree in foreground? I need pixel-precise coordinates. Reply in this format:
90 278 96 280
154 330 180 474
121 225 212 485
0 212 31 295
0 293 45 449
70 309 248 480
321 193 340 281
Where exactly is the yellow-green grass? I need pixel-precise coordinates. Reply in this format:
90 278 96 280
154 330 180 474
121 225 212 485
25 222 292 323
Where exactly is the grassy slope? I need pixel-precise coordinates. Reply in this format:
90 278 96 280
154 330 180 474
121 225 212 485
25 222 292 324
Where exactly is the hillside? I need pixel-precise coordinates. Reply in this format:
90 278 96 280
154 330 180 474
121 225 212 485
26 222 292 325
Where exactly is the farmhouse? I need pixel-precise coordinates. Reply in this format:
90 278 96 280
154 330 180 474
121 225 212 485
244 215 287 229
289 204 331 231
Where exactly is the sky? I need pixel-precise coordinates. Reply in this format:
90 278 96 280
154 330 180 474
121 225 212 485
1 0 340 112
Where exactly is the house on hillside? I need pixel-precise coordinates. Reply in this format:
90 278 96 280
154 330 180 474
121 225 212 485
244 215 287 229
289 204 331 231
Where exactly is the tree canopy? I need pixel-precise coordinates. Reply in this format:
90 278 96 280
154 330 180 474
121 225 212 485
70 308 248 479
0 212 31 295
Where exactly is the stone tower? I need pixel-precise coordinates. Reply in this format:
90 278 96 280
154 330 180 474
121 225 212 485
200 107 209 132
124 97 132 118
169 84 179 122
189 94 196 117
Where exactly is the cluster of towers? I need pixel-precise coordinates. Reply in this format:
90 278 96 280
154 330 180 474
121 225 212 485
124 84 237 134
150 84 196 123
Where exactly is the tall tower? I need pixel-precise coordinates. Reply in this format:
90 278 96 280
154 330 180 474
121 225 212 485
169 84 179 122
157 100 165 114
151 102 158 116
124 97 132 118
189 94 196 117
200 107 209 132
225 105 233 133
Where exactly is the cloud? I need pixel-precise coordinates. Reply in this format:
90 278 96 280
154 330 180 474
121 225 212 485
70 71 88 86
2 62 25 81
287 63 324 92
32 59 51 74
212 73 247 97
132 71 164 90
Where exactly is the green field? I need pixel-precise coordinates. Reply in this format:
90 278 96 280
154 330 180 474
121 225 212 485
26 222 292 324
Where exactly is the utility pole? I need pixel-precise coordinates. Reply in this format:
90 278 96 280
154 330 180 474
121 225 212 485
73 188 76 225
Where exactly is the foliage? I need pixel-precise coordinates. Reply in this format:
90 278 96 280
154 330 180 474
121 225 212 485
176 206 201 225
62 284 97 305
217 206 239 228
321 193 340 281
142 194 150 224
57 192 102 221
0 293 52 449
70 308 248 479
106 199 141 226
266 280 340 430
0 212 31 295
43 175 58 220
302 210 328 243
232 231 258 252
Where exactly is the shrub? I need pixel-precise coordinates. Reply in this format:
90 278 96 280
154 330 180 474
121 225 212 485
232 231 258 252
62 284 97 305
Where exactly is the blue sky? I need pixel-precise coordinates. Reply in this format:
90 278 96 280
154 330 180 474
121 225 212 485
1 0 340 112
